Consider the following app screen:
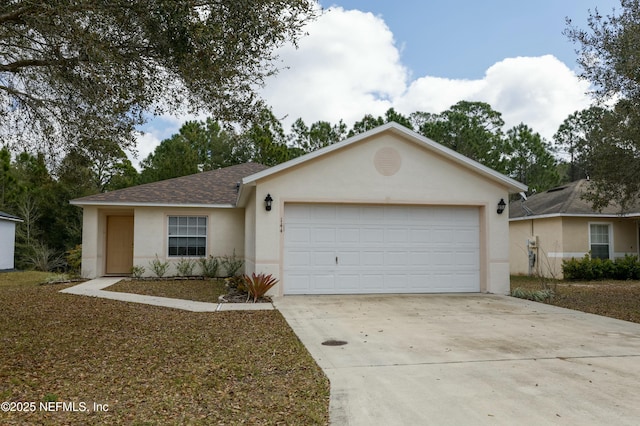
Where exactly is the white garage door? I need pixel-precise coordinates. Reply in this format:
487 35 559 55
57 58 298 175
283 204 480 294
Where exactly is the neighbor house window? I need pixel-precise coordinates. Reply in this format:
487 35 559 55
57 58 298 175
589 223 611 260
168 216 207 257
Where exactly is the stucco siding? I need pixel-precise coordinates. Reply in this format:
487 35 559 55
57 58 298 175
79 206 246 278
250 132 512 295
510 216 639 279
132 207 245 277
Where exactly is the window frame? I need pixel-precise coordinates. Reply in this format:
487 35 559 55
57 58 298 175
167 215 208 258
588 222 612 260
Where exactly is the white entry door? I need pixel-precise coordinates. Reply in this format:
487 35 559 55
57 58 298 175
283 204 480 294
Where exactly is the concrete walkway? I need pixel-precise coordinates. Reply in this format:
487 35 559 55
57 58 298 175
60 277 274 312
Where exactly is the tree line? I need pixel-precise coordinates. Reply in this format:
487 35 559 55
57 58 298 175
0 100 600 270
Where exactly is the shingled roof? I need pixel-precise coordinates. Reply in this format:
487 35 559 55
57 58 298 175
71 162 268 207
509 179 640 219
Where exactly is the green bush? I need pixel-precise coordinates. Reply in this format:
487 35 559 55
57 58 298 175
198 255 220 278
614 255 640 280
66 244 82 274
131 265 145 279
149 255 170 278
176 258 196 277
563 253 640 280
221 250 244 277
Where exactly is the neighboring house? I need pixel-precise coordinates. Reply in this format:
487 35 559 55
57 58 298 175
71 123 526 295
509 179 640 278
0 211 23 270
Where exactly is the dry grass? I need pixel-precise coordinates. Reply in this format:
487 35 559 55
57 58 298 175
511 275 640 323
0 272 329 425
105 278 228 303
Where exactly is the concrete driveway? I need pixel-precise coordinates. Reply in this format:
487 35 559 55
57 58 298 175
274 294 640 425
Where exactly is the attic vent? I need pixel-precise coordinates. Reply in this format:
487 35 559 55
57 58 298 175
374 147 401 176
546 185 568 193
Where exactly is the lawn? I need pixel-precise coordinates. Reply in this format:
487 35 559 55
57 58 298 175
511 275 640 324
0 272 329 425
106 278 228 303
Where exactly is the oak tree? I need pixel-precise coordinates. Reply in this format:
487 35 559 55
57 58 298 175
0 0 316 154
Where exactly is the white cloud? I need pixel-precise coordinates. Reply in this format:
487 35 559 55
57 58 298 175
261 7 408 126
262 8 592 140
137 7 594 167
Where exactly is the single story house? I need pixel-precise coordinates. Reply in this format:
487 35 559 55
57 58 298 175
71 123 526 295
0 211 23 270
509 179 640 278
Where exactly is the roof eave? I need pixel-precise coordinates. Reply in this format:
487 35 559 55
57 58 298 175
69 200 236 209
510 212 640 221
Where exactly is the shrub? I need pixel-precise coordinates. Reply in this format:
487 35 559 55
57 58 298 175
242 273 279 303
221 250 244 277
176 258 196 277
225 275 246 292
149 255 170 278
25 242 66 272
198 255 220 278
511 287 554 302
614 255 640 280
131 265 145 279
563 253 640 281
66 244 82 274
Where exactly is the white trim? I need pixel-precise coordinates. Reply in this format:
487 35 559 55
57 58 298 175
510 212 640 221
240 122 527 193
548 251 634 259
0 215 23 223
547 252 588 258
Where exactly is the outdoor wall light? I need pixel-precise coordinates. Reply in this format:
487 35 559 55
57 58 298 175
497 198 506 215
264 193 273 211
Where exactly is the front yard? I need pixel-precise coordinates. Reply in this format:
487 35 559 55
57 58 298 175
0 272 329 425
511 275 640 324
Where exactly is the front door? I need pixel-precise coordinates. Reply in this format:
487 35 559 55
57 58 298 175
106 215 134 275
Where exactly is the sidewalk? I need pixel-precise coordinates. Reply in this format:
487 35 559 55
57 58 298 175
59 277 274 312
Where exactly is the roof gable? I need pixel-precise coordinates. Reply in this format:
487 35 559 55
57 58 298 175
71 162 268 207
241 122 527 193
509 179 640 219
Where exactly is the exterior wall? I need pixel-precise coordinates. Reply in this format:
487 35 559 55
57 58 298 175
243 188 257 276
80 206 245 278
0 220 17 269
132 207 245 277
251 132 513 295
509 217 564 278
509 216 639 279
80 206 103 278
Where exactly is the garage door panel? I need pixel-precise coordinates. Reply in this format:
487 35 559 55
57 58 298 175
386 251 409 266
287 226 311 244
361 274 384 290
286 250 311 267
338 228 360 243
362 251 384 265
337 251 360 266
313 251 336 266
362 228 385 243
284 204 480 294
386 228 409 243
